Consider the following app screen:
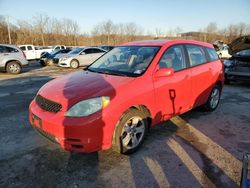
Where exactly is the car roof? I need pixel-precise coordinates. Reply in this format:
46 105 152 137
0 44 19 48
121 39 213 48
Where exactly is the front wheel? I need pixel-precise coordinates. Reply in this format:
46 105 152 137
204 85 221 111
70 59 79 69
113 109 149 154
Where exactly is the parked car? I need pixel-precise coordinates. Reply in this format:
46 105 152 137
40 48 72 66
58 47 106 68
19 45 66 60
224 35 250 84
217 44 231 59
29 40 224 154
0 44 28 74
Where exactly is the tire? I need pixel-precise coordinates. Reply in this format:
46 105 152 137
113 108 149 154
6 61 21 74
40 60 46 66
204 85 221 111
46 59 54 66
70 59 79 69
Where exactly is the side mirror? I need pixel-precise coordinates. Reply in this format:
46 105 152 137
80 52 86 55
154 68 174 78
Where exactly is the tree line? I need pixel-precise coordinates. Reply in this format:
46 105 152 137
0 14 249 46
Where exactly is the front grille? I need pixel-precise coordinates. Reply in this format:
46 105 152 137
33 126 58 144
35 95 62 113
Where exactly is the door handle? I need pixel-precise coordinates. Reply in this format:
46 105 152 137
3 53 9 56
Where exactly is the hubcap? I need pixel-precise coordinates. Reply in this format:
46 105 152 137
9 64 20 73
210 88 220 109
71 61 78 68
121 116 145 150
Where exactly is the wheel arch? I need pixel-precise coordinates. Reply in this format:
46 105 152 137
5 60 22 70
112 104 152 144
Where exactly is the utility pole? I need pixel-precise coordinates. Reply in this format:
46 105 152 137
6 16 12 44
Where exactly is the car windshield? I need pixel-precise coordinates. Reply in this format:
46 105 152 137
236 49 250 56
69 48 84 55
51 50 61 55
88 46 160 77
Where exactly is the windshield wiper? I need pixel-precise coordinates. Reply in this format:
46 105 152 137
87 68 128 77
103 71 128 77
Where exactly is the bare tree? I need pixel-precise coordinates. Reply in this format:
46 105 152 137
33 13 49 46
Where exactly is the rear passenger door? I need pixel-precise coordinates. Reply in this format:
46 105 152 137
153 45 192 117
185 44 214 107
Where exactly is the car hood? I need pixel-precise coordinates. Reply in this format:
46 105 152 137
38 70 135 110
54 53 68 59
228 35 250 55
58 53 76 59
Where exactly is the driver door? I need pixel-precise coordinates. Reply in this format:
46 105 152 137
153 45 192 118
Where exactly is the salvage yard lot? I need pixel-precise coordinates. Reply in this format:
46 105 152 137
0 61 250 188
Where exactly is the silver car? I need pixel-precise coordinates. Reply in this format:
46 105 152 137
58 47 106 68
0 44 28 74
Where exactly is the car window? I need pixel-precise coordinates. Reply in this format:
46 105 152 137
158 45 186 71
186 45 207 66
206 47 219 61
69 48 84 54
5 46 19 53
84 49 93 54
0 46 5 53
27 46 33 50
236 49 250 56
55 46 60 50
92 48 105 53
20 46 26 51
0 46 18 53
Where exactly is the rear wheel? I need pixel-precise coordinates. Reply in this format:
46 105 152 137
113 108 149 154
6 61 21 74
70 59 79 69
204 85 221 111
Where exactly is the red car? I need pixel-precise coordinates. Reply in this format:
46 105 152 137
29 40 224 154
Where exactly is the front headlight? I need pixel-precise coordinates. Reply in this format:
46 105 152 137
61 57 69 61
65 96 110 117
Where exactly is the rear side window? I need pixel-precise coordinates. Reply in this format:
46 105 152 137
27 46 33 50
206 48 219 61
158 45 186 71
5 46 19 53
186 45 207 66
0 46 18 53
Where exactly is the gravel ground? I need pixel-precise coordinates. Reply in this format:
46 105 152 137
0 61 249 188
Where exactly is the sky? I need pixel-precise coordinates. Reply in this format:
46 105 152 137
0 0 250 34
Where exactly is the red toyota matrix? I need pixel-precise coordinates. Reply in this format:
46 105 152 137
29 40 224 154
